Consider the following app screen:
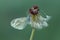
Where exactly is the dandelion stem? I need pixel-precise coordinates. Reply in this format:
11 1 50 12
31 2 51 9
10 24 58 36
29 28 35 40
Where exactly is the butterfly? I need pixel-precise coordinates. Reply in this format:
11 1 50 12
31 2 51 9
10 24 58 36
10 5 51 30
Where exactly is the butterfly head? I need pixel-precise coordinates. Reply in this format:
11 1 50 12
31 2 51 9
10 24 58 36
29 5 39 15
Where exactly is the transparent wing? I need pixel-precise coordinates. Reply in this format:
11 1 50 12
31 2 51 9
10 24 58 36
10 17 28 30
39 9 51 21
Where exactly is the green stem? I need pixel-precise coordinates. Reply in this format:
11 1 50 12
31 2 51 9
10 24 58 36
29 28 35 40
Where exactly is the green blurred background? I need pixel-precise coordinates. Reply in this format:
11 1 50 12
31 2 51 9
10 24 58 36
0 0 60 40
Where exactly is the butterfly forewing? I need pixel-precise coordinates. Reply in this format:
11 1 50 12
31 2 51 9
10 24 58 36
11 17 28 30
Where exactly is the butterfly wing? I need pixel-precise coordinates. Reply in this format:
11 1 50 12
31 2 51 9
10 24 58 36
30 15 49 29
10 17 28 30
